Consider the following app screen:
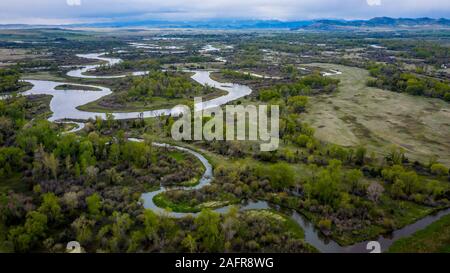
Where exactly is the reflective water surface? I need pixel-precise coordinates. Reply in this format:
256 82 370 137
15 52 450 253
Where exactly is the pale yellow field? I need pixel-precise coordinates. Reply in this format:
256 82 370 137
0 48 35 64
302 63 450 166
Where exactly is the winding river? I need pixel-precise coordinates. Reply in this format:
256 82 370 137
14 52 450 253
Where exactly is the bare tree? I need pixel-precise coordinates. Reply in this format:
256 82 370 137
367 182 384 203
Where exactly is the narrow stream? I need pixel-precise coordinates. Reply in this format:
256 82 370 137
12 51 450 253
22 53 252 122
138 139 450 253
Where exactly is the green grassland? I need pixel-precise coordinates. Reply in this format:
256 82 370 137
389 214 450 253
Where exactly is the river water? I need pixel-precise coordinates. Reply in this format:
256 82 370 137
14 51 450 253
23 53 251 121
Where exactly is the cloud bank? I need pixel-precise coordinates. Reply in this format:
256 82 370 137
0 0 449 24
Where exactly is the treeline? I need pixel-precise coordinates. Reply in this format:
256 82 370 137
221 69 256 80
94 59 160 75
123 52 214 65
0 96 314 253
367 64 450 102
0 134 311 253
0 95 48 145
380 40 449 67
232 47 264 68
126 71 213 102
0 117 204 188
0 116 201 252
0 68 22 93
189 91 449 245
2 190 314 253
196 125 449 245
259 74 339 102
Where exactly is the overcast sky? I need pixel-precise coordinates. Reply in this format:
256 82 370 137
0 0 449 24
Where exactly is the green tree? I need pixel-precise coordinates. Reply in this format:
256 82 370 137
182 234 197 253
143 210 159 241
108 143 120 164
430 163 448 177
43 153 59 181
294 134 310 148
195 209 223 252
39 193 61 223
398 171 421 196
86 193 102 216
287 96 308 113
305 166 342 207
257 163 295 190
111 212 133 240
387 146 405 165
0 68 21 93
22 211 47 248
355 146 367 165
71 215 96 245
343 169 365 195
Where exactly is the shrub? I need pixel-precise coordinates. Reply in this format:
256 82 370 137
430 163 448 177
318 218 332 231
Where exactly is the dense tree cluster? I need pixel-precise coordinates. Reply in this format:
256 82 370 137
367 64 450 102
0 95 317 253
94 59 160 75
381 40 449 67
259 74 339 102
0 68 22 93
183 91 450 245
125 71 214 102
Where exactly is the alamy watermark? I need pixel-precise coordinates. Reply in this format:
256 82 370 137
170 97 280 151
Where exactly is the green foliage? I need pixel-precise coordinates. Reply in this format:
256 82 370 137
381 164 444 203
389 214 450 253
0 97 29 145
86 193 102 216
42 153 59 180
318 218 332 231
143 210 159 241
293 134 311 148
0 147 24 177
71 215 95 245
121 141 153 168
8 211 48 252
39 193 62 222
355 146 367 165
256 163 295 190
195 209 223 252
127 71 207 101
259 89 281 102
367 64 450 101
259 74 339 102
96 59 160 74
305 161 343 207
386 146 406 165
16 120 58 153
287 96 308 113
381 165 405 183
430 163 448 177
0 68 21 93
181 234 197 253
110 212 133 248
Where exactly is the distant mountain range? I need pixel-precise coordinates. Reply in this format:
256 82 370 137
1 17 449 30
294 17 450 30
69 19 314 29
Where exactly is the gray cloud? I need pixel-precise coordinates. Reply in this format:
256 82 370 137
0 0 449 24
